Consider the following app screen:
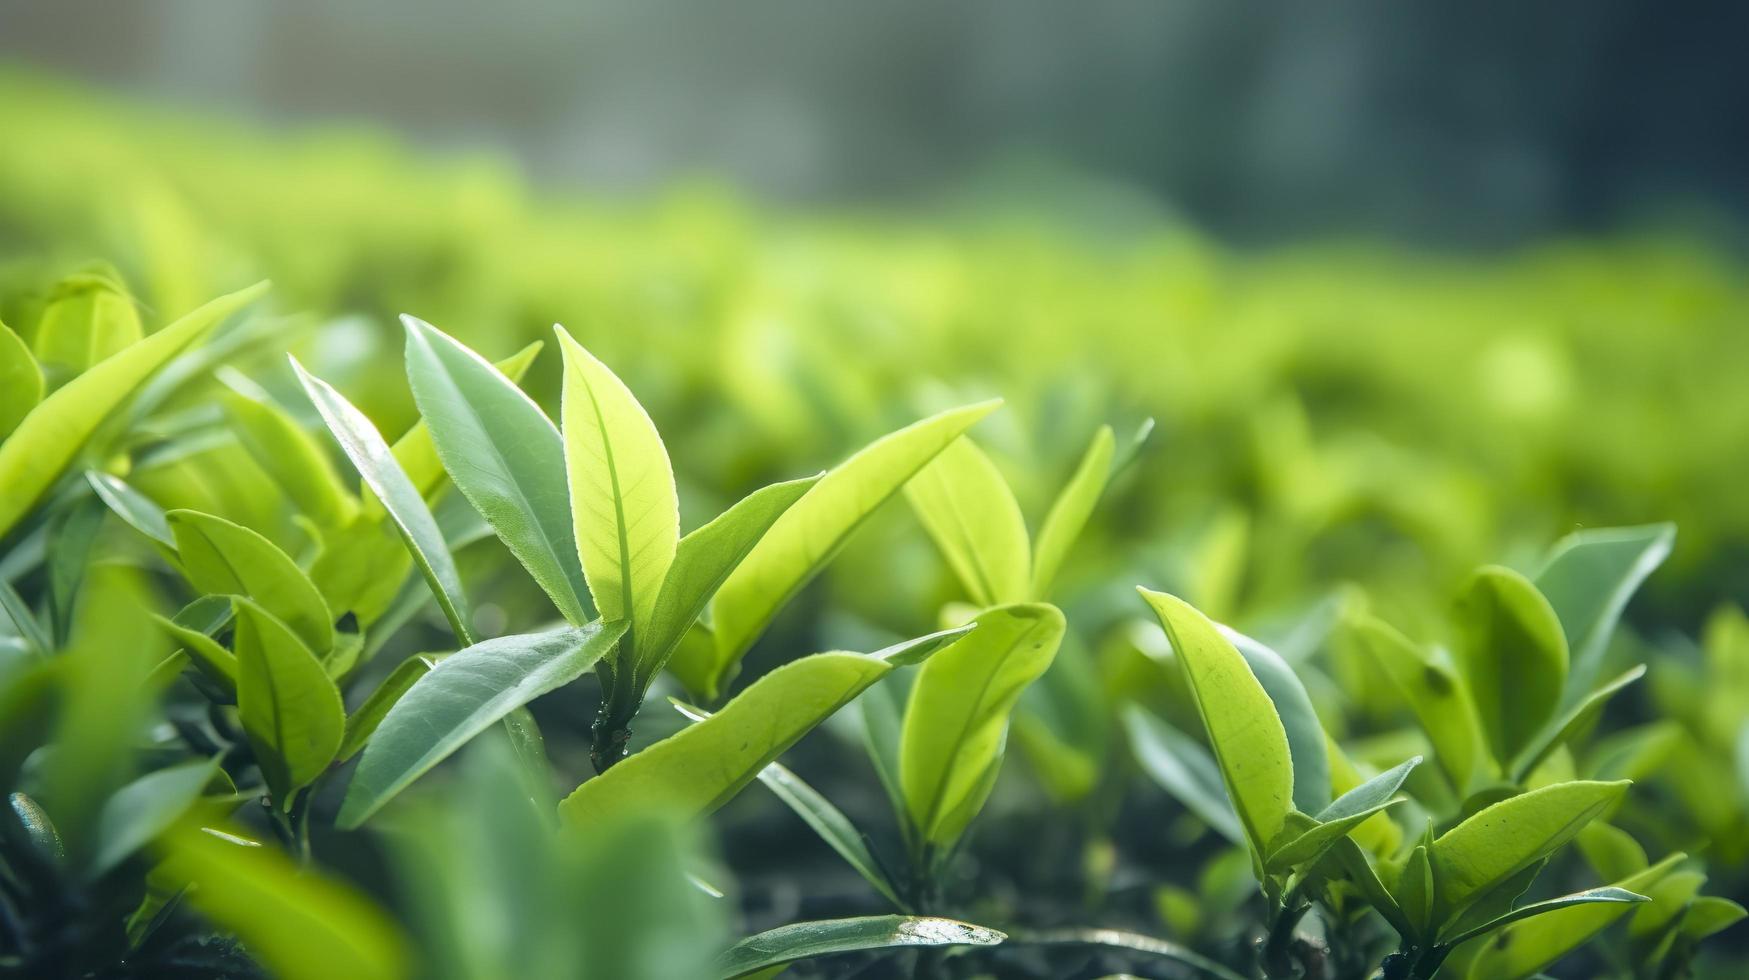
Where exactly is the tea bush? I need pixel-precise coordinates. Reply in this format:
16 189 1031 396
1 76 1745 979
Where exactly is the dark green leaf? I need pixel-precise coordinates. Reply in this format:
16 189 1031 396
717 916 1004 979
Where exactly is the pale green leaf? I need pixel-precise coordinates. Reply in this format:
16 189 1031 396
337 620 625 828
31 269 142 375
0 318 43 438
1122 705 1244 845
1030 424 1114 598
404 316 590 625
1350 614 1491 793
1446 886 1647 949
218 370 359 529
86 470 172 547
900 603 1064 845
0 281 269 539
151 612 238 694
1267 756 1419 871
291 357 475 645
1466 854 1683 979
557 326 678 649
1512 665 1645 782
692 400 1000 700
1138 588 1294 859
156 819 408 980
1536 523 1673 698
233 597 344 805
169 509 333 655
904 436 1030 606
1223 625 1331 814
717 916 1004 979
1430 780 1629 921
337 654 436 763
1454 566 1568 765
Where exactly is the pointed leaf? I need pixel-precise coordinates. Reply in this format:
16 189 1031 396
1123 705 1244 846
85 470 172 547
1465 854 1683 979
900 603 1063 845
156 820 408 980
152 613 238 693
755 760 906 910
233 598 344 804
1350 614 1490 793
0 318 43 438
31 268 142 374
557 327 678 649
1223 625 1331 814
904 436 1030 606
692 400 1000 700
218 371 358 528
291 357 475 645
1445 886 1647 948
169 509 333 654
1536 524 1673 697
337 654 436 763
1679 896 1746 941
1267 756 1419 871
0 281 269 539
717 916 1004 979
1430 780 1629 921
1138 588 1294 859
642 474 819 682
1030 424 1114 598
338 620 625 828
560 630 967 827
1454 566 1568 765
90 759 221 878
404 317 590 625
1512 665 1645 782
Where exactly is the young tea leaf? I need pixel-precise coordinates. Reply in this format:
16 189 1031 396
89 758 221 878
85 470 172 548
1465 854 1684 978
1222 625 1331 814
1030 424 1114 598
904 436 1030 606
232 597 344 806
168 509 334 655
1122 705 1244 846
0 318 44 438
1454 566 1569 766
1350 614 1490 794
218 370 359 529
716 916 1004 979
1536 523 1673 699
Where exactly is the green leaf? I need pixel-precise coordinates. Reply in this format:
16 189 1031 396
337 620 625 828
1512 665 1645 782
904 436 1030 606
559 628 968 827
1445 886 1647 948
291 357 475 645
218 370 359 529
1224 625 1331 814
337 655 436 762
168 509 333 654
31 268 142 375
716 916 1004 979
642 475 819 683
0 281 269 540
1329 837 1413 939
1122 704 1244 846
0 578 50 659
403 317 590 625
1679 896 1746 941
1465 854 1684 979
1429 779 1629 922
860 671 911 819
1030 424 1114 598
1536 523 1673 698
1267 756 1419 871
1400 844 1435 938
1350 614 1490 793
85 470 172 547
691 400 1000 700
900 603 1064 845
0 318 43 438
1576 822 1648 882
1138 588 1294 860
1012 926 1244 980
556 327 678 651
754 759 906 910
156 819 408 980
151 612 238 693
1454 566 1569 766
234 598 344 804
89 759 220 878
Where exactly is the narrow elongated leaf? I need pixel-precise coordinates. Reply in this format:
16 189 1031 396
0 579 49 658
337 654 437 763
1351 615 1490 793
152 613 238 693
557 327 678 649
86 470 172 547
1123 705 1244 845
233 598 344 805
1014 927 1246 980
1536 524 1673 698
1267 756 1419 870
168 509 333 654
1139 588 1293 858
1465 855 1683 978
156 820 408 980
0 281 269 539
641 475 819 682
218 371 358 528
90 759 221 877
337 621 625 828
1454 566 1568 766
1030 424 1114 598
404 317 590 625
0 318 43 437
1330 837 1414 939
1512 665 1645 781
692 401 1000 700
860 671 911 818
900 603 1064 845
1222 625 1331 814
1445 886 1646 948
1430 780 1629 921
755 760 906 909
904 436 1030 606
291 357 475 645
560 629 967 827
717 916 1004 979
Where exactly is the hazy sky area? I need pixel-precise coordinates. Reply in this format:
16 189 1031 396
3 0 1745 246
